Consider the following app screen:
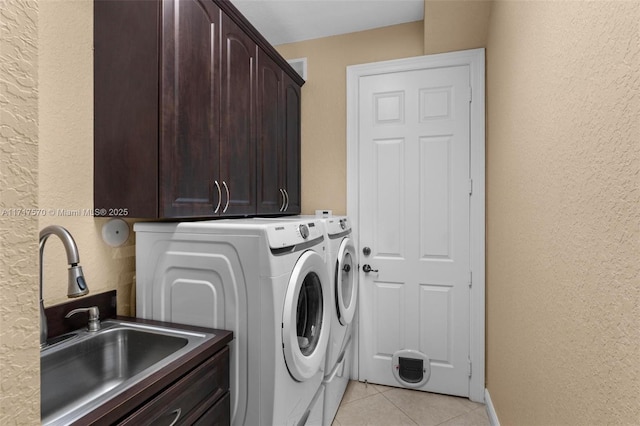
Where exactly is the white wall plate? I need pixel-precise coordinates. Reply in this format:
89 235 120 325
101 218 130 247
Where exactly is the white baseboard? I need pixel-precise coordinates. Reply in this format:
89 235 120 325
484 388 500 426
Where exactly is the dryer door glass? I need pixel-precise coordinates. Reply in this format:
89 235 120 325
340 252 354 307
336 237 358 325
296 272 323 356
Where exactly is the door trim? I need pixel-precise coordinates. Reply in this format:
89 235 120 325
346 48 485 402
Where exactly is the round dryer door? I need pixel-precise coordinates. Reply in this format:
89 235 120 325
336 237 357 326
282 250 331 382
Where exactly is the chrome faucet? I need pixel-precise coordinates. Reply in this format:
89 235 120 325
39 225 89 347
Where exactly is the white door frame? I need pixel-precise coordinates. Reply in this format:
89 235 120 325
346 48 485 402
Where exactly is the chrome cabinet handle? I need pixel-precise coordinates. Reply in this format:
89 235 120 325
168 408 182 426
283 189 289 211
279 189 286 211
222 181 230 213
363 264 378 273
214 181 222 213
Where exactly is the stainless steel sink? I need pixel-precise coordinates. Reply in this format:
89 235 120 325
41 319 216 425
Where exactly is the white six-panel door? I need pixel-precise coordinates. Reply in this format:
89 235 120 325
349 51 485 399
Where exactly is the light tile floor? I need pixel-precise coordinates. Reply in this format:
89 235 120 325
332 381 490 426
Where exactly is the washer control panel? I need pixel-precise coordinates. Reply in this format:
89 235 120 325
266 220 323 248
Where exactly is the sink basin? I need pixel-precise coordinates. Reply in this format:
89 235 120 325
41 319 216 425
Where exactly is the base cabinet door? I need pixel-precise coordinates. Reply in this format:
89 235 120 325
194 393 231 426
118 347 230 426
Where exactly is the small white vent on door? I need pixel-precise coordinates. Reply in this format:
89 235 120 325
287 57 307 81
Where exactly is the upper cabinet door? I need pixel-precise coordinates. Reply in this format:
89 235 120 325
160 0 221 218
220 13 257 216
283 72 302 214
257 49 285 215
94 0 161 218
256 50 302 216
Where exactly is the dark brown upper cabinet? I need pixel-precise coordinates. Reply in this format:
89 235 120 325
94 0 304 219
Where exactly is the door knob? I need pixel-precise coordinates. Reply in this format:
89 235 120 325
362 264 378 273
363 247 371 256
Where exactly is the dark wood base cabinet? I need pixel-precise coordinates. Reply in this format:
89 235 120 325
94 0 304 219
118 347 230 425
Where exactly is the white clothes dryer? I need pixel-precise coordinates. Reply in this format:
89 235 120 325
256 215 358 425
319 217 358 426
135 218 331 426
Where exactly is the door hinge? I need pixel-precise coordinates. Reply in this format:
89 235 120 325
468 86 472 103
468 179 473 195
468 359 472 377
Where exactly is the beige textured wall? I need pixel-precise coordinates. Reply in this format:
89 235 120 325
423 0 492 55
1 15 420 423
276 21 424 214
486 1 640 424
0 0 41 423
39 0 135 313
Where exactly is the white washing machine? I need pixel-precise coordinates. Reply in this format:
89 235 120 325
256 215 358 425
135 218 331 426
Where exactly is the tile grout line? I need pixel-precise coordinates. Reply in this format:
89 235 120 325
339 382 382 407
338 382 489 426
378 387 420 426
376 386 489 426
433 407 477 426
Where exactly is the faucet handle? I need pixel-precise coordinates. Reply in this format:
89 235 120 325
65 306 101 331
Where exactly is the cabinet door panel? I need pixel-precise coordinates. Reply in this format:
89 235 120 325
194 393 230 426
94 0 160 218
160 0 220 218
221 13 257 216
283 73 302 214
119 347 229 425
257 49 284 215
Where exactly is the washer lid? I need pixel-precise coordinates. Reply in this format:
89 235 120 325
282 250 330 382
336 237 357 326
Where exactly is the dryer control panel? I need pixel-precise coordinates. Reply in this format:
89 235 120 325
325 216 352 237
266 221 323 249
299 224 310 239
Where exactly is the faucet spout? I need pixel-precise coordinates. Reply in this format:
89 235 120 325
39 225 80 265
39 225 89 347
